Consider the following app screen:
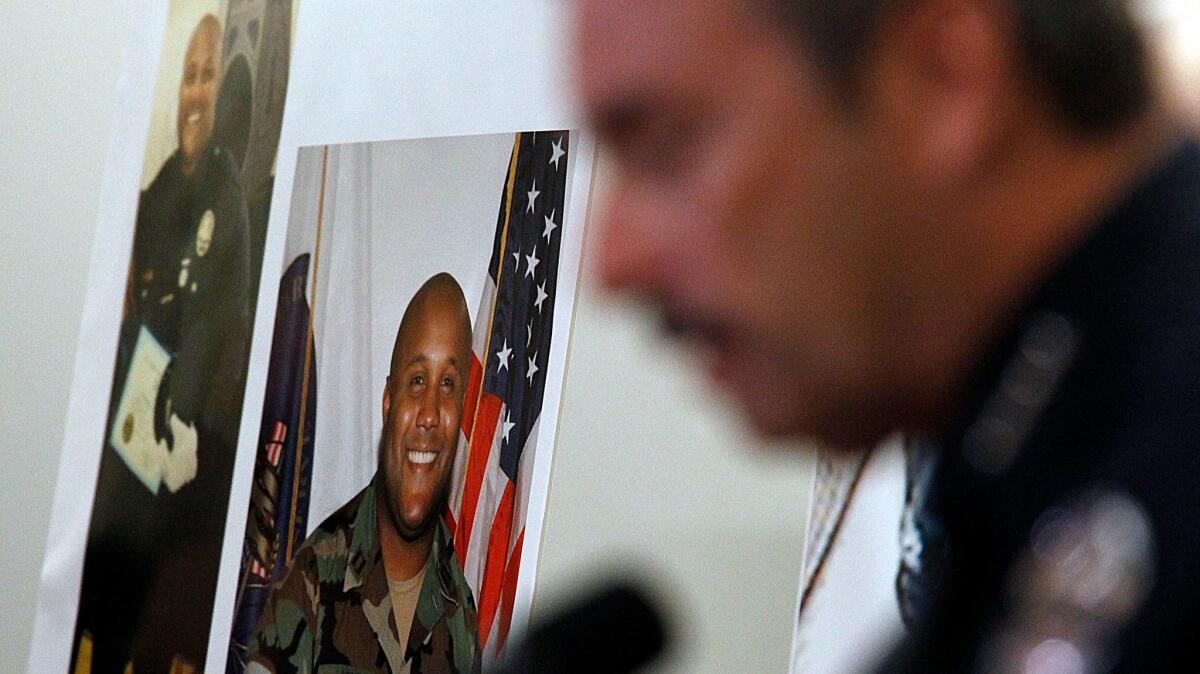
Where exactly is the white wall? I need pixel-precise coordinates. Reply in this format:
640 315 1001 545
0 3 813 671
534 288 814 673
0 0 133 663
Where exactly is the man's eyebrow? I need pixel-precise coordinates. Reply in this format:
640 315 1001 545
403 354 465 369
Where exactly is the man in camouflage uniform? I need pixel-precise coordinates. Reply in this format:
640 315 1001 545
249 273 480 673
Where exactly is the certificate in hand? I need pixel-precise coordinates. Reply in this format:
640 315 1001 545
109 325 171 494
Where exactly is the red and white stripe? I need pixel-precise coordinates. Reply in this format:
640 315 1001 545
247 556 269 580
265 442 282 467
447 277 535 661
264 421 287 466
271 421 287 444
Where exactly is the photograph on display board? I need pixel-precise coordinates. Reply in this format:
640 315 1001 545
232 131 580 672
70 1 294 672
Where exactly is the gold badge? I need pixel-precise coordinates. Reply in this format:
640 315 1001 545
196 210 216 257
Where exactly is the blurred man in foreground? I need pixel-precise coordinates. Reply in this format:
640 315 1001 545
249 273 480 673
576 0 1200 670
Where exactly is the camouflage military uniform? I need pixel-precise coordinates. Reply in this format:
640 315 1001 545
247 476 481 673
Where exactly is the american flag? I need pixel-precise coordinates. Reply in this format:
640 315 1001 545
447 130 570 659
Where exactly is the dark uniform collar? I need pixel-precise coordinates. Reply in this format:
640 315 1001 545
942 140 1200 475
167 140 227 185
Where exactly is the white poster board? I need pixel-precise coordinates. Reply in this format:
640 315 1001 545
29 2 592 671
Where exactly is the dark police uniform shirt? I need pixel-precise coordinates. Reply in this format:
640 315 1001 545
881 141 1200 673
126 143 252 438
72 142 252 673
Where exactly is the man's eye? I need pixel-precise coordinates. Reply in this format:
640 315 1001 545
617 116 699 182
441 377 455 389
410 375 425 387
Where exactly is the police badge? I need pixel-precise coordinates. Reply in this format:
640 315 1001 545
196 208 216 257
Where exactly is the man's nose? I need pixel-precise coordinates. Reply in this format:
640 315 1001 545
416 389 440 430
595 179 670 298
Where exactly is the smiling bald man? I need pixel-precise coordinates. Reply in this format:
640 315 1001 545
249 274 480 674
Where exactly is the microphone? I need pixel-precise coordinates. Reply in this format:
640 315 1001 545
489 582 668 674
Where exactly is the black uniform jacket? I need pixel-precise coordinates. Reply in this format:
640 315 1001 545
883 141 1200 673
73 142 252 673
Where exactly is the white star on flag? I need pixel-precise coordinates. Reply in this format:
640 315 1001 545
501 410 515 445
495 339 512 372
549 137 566 170
526 181 540 214
449 130 572 662
525 246 540 279
526 353 539 384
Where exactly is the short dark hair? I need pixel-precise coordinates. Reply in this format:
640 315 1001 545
771 0 1151 133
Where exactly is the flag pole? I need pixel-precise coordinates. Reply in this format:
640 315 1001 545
287 145 329 561
458 133 523 499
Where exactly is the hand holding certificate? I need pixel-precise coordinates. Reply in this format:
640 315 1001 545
162 414 198 493
109 325 198 494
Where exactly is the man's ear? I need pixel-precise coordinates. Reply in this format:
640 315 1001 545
863 0 1021 186
382 376 392 423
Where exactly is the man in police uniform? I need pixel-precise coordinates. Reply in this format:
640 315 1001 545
72 13 253 673
248 274 480 674
575 0 1200 670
